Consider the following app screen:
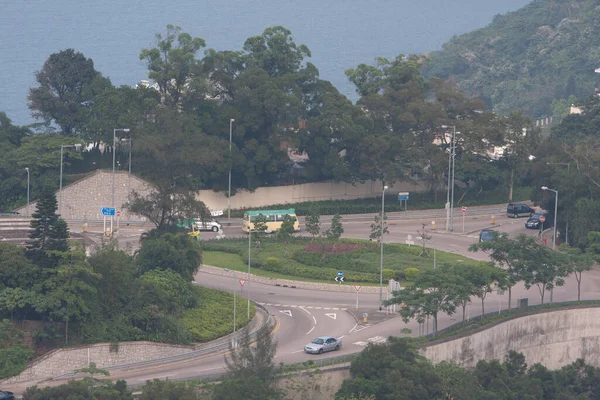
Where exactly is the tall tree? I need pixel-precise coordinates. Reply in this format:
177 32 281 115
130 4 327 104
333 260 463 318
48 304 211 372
369 213 389 243
304 208 321 241
28 49 112 134
26 189 70 270
561 244 594 302
214 324 280 399
139 25 207 109
469 232 528 310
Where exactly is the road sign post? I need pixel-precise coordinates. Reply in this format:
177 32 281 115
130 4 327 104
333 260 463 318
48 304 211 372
354 285 361 310
101 208 115 237
335 271 344 283
462 206 467 233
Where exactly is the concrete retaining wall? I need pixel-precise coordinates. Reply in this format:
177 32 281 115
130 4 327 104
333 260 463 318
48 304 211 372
1 341 194 384
13 170 427 221
422 307 600 370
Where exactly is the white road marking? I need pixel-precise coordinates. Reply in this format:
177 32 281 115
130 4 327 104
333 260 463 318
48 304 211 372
260 303 347 311
353 341 368 346
332 307 339 310
306 326 315 335
324 307 331 310
349 324 358 333
290 305 297 308
280 310 293 317
315 307 322 309
299 306 311 315
292 349 305 354
282 305 290 307
325 313 337 320
351 325 370 333
274 304 282 306
312 316 317 324
339 335 345 339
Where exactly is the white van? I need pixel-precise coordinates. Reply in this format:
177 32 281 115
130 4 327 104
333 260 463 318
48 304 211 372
195 219 222 232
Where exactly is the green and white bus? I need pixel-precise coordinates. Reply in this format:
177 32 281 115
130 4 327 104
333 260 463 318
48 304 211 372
242 209 300 233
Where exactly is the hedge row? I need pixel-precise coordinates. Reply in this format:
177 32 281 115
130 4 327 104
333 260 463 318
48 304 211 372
227 186 531 217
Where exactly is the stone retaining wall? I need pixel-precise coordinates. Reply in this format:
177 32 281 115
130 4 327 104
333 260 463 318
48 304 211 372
1 341 194 384
200 264 383 293
422 307 600 370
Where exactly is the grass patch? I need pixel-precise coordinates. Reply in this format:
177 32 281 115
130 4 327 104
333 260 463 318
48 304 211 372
228 186 531 217
202 237 478 285
180 286 256 343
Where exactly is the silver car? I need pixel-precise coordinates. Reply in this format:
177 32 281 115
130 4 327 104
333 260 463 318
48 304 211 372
195 219 222 232
304 336 342 354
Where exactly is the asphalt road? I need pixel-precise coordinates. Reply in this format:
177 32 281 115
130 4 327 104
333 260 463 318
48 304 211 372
11 208 588 393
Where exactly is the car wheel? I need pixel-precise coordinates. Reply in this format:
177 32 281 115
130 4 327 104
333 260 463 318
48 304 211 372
212 226 218 232
335 345 340 351
318 348 323 354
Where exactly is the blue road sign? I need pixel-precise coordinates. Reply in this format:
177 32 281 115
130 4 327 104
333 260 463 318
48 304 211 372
101 207 115 216
398 192 409 201
337 271 344 277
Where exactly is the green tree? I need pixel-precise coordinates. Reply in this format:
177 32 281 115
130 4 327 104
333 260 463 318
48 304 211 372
0 319 35 380
22 378 132 400
252 214 268 248
458 262 507 316
336 337 443 399
126 186 211 232
28 49 112 134
561 244 594 302
40 249 101 344
304 208 321 241
325 213 344 240
518 237 569 304
215 324 279 399
469 232 527 310
275 215 295 256
138 379 198 400
139 25 207 109
136 232 202 281
385 265 464 334
26 188 70 270
139 269 196 314
369 213 389 243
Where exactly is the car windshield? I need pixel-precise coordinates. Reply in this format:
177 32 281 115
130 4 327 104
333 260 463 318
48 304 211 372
480 231 494 241
312 338 325 345
531 213 545 220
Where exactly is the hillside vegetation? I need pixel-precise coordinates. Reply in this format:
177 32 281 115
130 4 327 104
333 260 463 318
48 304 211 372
424 0 600 117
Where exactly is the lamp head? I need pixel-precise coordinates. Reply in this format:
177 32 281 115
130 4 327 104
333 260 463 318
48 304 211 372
541 186 548 191
123 128 130 132
383 185 389 190
230 118 235 123
25 167 29 172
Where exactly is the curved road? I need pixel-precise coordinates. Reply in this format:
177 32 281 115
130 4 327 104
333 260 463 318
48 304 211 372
11 209 597 393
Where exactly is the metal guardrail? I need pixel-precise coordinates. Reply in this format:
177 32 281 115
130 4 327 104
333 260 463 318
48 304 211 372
52 303 272 381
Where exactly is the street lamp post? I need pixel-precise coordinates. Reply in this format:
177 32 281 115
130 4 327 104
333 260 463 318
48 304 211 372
450 127 456 232
247 224 251 320
379 185 388 310
25 167 30 217
546 162 570 244
442 125 456 231
59 144 81 216
228 119 235 222
112 128 130 235
541 185 559 304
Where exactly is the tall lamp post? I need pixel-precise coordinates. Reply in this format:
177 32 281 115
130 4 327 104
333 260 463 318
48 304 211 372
541 185 559 304
228 118 235 222
379 185 388 310
25 167 30 217
59 144 81 216
441 125 456 231
546 162 570 244
113 128 130 234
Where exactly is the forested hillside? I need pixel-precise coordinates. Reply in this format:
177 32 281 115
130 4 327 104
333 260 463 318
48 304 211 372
424 0 600 117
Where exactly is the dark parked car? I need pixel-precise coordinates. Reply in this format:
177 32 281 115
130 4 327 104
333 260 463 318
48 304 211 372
0 391 15 400
479 229 496 242
506 203 534 218
525 211 553 229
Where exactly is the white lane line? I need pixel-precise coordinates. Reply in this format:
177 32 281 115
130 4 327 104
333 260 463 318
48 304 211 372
282 305 290 307
349 323 358 333
339 335 345 339
196 367 224 373
306 306 314 309
257 302 265 305
315 307 322 309
312 316 317 324
341 308 347 311
299 306 311 315
274 304 281 306
290 305 297 308
306 326 315 335
324 307 331 310
292 349 305 354
332 307 339 310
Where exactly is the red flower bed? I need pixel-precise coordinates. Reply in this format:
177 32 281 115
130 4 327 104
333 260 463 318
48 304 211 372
301 243 367 254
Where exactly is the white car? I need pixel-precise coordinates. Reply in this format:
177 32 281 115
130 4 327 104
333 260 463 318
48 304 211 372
195 219 222 232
